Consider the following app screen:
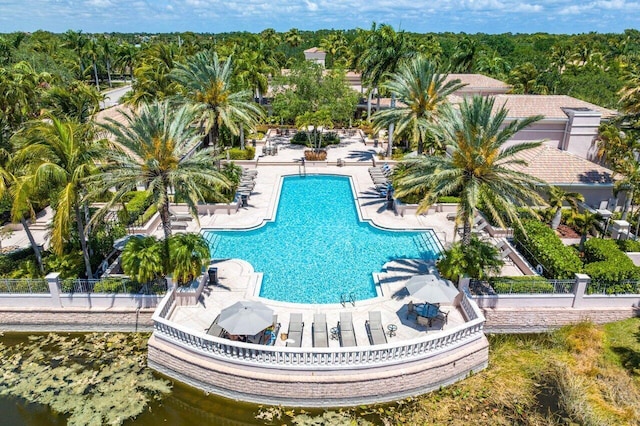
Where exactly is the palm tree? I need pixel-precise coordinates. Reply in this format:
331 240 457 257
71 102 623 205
437 236 503 282
547 186 584 230
121 236 164 284
0 155 45 273
115 42 137 83
170 51 263 149
570 211 603 252
452 36 479 73
84 37 102 90
169 233 209 285
359 23 414 124
371 57 466 155
125 43 180 107
507 63 548 95
284 28 303 48
43 81 103 123
613 157 640 220
94 101 230 242
395 95 546 245
13 116 101 278
234 44 277 106
100 36 115 88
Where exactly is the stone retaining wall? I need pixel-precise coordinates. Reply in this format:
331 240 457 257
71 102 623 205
147 334 489 407
482 307 639 333
0 308 155 332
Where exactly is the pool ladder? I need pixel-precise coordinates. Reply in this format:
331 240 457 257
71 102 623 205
298 159 306 176
340 292 356 307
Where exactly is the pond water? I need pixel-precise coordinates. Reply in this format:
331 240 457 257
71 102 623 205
0 332 384 425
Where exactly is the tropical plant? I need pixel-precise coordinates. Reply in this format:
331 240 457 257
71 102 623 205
437 236 503 282
169 233 209 285
508 62 549 94
569 211 603 252
94 101 229 242
42 81 103 123
13 115 101 278
452 36 479 73
284 28 303 48
371 56 465 155
395 95 546 245
170 51 263 149
125 42 181 106
121 235 164 284
547 186 584 230
359 23 414 121
613 157 640 220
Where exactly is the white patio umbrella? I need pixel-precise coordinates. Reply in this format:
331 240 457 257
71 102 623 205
217 300 274 336
405 274 459 304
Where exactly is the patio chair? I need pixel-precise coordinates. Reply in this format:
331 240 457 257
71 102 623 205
312 313 328 348
286 313 304 347
262 314 280 346
365 311 387 345
338 312 357 347
406 301 418 319
435 309 449 328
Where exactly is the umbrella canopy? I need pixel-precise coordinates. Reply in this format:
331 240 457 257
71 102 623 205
405 274 459 304
218 300 274 336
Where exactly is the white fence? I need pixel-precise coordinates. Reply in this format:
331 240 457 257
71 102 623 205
152 288 486 370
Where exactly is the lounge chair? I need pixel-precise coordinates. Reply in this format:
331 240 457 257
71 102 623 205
312 313 328 348
286 313 304 347
365 311 387 345
169 209 193 221
338 312 357 347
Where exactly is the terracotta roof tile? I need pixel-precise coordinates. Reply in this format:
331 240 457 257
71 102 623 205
507 145 615 185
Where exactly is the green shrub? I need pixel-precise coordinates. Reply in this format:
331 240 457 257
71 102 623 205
514 220 582 279
583 239 640 291
616 239 640 252
438 196 461 204
117 191 153 225
290 131 339 147
228 146 255 160
44 252 83 279
93 278 138 293
490 276 556 294
0 248 33 276
139 204 158 224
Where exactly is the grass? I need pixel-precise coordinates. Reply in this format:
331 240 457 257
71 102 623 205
276 318 640 425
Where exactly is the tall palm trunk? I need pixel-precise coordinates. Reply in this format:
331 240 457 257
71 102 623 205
551 208 563 230
240 126 245 150
366 90 372 121
75 204 93 279
20 218 44 274
417 133 424 155
159 193 172 274
106 59 112 88
386 93 396 157
622 190 633 220
92 61 100 91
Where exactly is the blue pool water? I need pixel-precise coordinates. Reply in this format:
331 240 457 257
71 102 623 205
204 175 441 304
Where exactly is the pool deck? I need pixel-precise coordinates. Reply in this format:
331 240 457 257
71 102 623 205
167 134 472 346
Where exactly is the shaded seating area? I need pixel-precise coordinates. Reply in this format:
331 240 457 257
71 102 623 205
286 313 304 347
312 313 328 347
338 312 357 347
365 311 387 345
206 315 225 338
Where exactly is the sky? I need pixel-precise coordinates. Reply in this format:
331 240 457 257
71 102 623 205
0 0 639 34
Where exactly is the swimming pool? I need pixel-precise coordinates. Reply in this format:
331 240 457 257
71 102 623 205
204 175 441 304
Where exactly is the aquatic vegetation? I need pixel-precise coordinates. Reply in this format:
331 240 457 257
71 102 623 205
0 332 171 425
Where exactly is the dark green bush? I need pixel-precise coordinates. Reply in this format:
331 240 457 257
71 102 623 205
490 276 556 294
616 239 640 252
583 238 640 291
93 278 138 293
437 196 461 204
117 191 153 225
514 220 582 279
228 146 255 160
0 248 33 276
291 131 339 147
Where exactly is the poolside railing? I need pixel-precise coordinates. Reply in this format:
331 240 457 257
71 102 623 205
152 290 485 370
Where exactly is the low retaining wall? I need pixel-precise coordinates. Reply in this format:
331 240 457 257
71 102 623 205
0 308 155 332
148 333 488 407
482 306 639 333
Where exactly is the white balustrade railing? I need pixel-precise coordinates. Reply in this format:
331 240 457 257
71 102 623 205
152 291 486 371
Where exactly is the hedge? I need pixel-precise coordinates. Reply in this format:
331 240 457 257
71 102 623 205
117 191 153 225
583 238 640 291
514 220 582 279
228 146 255 160
616 239 640 252
290 131 340 147
489 276 556 294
